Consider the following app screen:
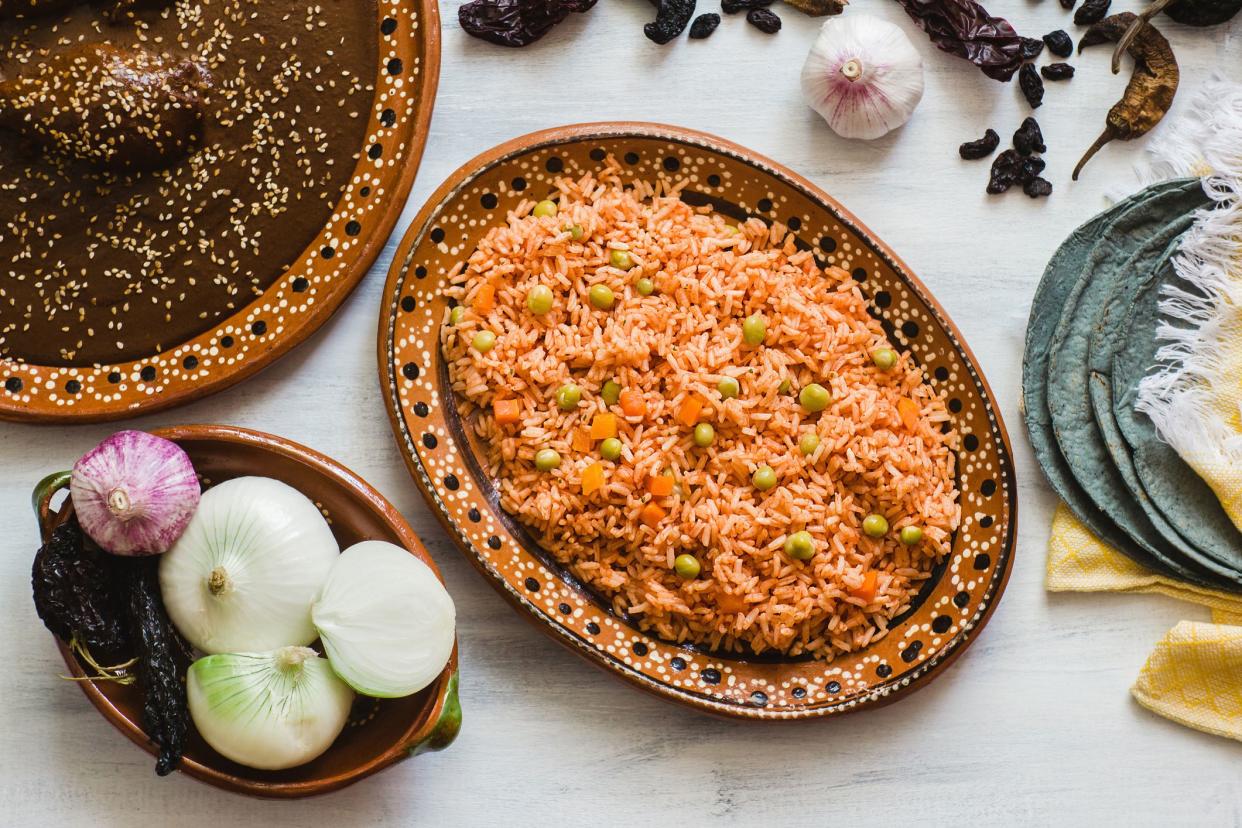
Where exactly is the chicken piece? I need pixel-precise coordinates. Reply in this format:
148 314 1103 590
0 43 209 173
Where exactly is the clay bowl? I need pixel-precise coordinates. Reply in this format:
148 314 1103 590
378 123 1017 720
33 425 460 798
1 0 440 423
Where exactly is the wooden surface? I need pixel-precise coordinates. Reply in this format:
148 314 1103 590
2 3 1240 825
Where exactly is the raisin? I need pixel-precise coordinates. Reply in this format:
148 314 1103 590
1024 177 1054 198
987 149 1022 194
644 0 696 43
1043 29 1073 58
1073 0 1110 26
688 11 719 37
746 6 781 32
1013 117 1046 156
721 0 770 12
1041 62 1075 80
1019 155 1046 182
1020 37 1044 60
959 128 1000 160
1019 63 1044 109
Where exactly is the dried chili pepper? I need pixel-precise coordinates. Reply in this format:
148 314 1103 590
459 0 598 48
1074 0 1111 25
892 0 1025 82
1041 62 1075 80
783 0 847 15
121 558 190 776
959 128 1000 159
644 0 696 43
1043 29 1073 57
1060 0 1076 7
688 11 719 36
987 149 1022 194
1013 116 1046 155
722 0 769 12
1020 36 1044 60
32 520 130 666
1073 12 1178 180
1110 0 1239 72
746 6 781 31
1019 63 1044 108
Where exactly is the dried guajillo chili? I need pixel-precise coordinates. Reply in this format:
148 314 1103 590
1072 12 1178 181
1111 0 1241 71
893 0 1025 81
121 558 191 776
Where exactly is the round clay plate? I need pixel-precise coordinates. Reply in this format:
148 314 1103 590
0 2 440 423
379 123 1017 720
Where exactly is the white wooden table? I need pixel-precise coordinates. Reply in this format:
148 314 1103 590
3 3 1241 825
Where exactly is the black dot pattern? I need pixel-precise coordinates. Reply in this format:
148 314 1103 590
65 379 81 394
183 356 198 370
900 641 923 663
524 577 540 592
467 507 481 523
422 433 437 449
140 366 156 382
632 642 648 656
586 621 600 635
4 377 22 392
487 535 501 550
402 362 420 380
974 553 991 570
444 474 459 490
401 296 416 312
932 615 952 634
701 668 721 685
670 657 686 671
876 663 892 678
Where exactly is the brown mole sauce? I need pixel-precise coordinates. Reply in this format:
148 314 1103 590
0 0 377 365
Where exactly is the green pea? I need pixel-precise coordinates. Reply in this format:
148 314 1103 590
635 277 655 296
742 313 767 346
589 284 615 310
783 530 815 561
567 224 584 240
779 378 792 395
471 331 496 353
872 348 898 371
533 199 558 218
862 514 889 538
674 554 701 579
693 422 715 448
601 380 622 406
751 464 777 491
799 383 831 413
799 432 820 456
600 437 623 461
609 249 634 271
555 383 582 410
900 525 924 545
526 285 554 316
717 377 740 399
448 306 464 325
534 448 561 471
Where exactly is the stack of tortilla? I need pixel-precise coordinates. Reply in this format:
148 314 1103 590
1023 178 1242 592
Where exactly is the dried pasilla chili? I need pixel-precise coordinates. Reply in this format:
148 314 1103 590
31 519 130 670
1110 0 1240 71
1043 29 1073 57
459 0 598 47
1074 0 1111 25
688 11 719 36
121 558 191 776
1041 62 1075 80
747 6 781 31
1013 116 1046 155
959 128 1000 159
1073 12 1178 180
1019 63 1044 108
893 0 1025 82
644 0 696 43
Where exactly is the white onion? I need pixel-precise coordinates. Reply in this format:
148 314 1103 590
312 541 456 698
159 476 339 654
187 647 354 771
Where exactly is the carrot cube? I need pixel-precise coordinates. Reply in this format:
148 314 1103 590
897 397 920 432
639 502 666 528
850 570 879 603
590 412 618 441
581 462 605 495
493 399 521 425
571 429 593 453
647 473 675 497
619 388 647 418
675 395 704 427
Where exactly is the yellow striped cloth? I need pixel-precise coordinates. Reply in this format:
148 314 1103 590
1046 502 1242 741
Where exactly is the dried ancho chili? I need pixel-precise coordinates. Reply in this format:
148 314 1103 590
1073 12 1178 180
1109 0 1239 72
1043 29 1073 57
689 11 720 36
121 558 191 777
644 0 696 43
1042 62 1075 80
747 6 781 31
1074 0 1111 26
893 0 1025 82
1019 63 1044 108
959 128 1000 159
1020 37 1045 60
783 0 847 15
1013 116 1046 155
459 0 598 47
32 520 130 667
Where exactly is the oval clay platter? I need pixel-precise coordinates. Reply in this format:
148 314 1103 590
1 1 440 423
379 123 1016 720
33 425 460 798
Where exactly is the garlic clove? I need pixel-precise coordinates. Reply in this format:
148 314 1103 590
800 15 925 141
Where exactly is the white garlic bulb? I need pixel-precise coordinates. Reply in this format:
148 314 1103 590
800 15 925 141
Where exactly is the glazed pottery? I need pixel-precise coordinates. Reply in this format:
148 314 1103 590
2 1 440 423
33 425 460 797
